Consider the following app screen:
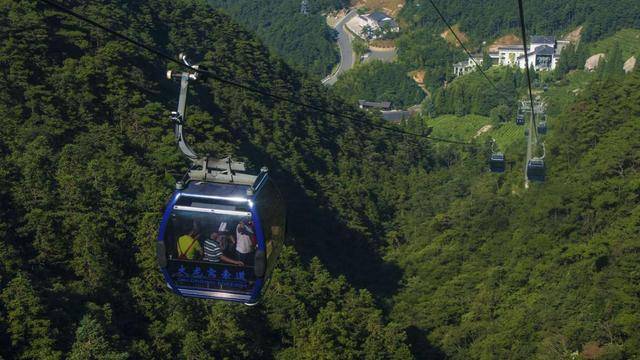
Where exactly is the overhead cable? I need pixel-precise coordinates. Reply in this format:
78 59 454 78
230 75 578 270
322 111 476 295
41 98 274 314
37 0 473 146
425 0 513 104
516 0 537 129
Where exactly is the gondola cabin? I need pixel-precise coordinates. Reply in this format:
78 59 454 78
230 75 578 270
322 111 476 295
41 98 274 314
157 165 285 305
516 114 525 125
162 60 286 305
489 152 506 173
526 158 545 182
537 121 547 134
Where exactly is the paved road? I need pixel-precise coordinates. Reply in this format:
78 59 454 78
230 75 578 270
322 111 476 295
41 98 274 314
322 10 357 86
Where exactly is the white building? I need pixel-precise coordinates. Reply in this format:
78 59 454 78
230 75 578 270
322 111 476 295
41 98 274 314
346 11 399 40
454 36 572 76
453 56 484 76
493 36 569 71
498 45 526 66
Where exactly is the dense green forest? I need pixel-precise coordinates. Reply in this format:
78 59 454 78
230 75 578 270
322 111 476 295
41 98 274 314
207 0 348 77
427 67 524 117
2 0 640 359
333 61 426 108
400 0 640 43
389 69 640 358
395 28 466 90
0 0 422 358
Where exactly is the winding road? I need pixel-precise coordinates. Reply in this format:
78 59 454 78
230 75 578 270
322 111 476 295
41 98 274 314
322 10 357 86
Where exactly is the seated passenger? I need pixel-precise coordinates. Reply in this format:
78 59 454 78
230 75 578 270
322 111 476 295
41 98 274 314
235 220 255 264
220 232 236 256
204 232 244 266
177 226 203 260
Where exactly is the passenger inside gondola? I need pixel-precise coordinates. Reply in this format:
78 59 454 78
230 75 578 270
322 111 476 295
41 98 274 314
204 231 244 266
235 220 256 266
177 223 203 260
166 202 255 268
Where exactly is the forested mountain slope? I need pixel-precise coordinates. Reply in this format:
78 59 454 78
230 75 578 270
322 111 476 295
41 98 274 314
395 0 640 92
0 0 424 358
401 0 640 44
207 0 348 77
388 71 640 358
333 61 425 107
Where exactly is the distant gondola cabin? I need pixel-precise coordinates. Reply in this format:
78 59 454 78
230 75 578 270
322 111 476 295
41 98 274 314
489 152 506 173
527 158 545 181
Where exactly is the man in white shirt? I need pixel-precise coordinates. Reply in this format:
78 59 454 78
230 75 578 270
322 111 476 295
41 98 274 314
235 220 255 264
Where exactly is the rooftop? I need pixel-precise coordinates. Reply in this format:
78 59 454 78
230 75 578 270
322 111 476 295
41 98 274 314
534 45 555 56
359 100 392 109
499 45 526 50
381 110 411 122
531 35 555 44
369 12 391 22
518 45 556 59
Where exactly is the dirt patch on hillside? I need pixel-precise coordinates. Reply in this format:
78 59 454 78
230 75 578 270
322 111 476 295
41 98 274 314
409 70 429 95
488 34 521 52
440 24 469 47
563 26 582 44
410 70 425 84
474 124 493 138
352 0 405 17
326 8 349 27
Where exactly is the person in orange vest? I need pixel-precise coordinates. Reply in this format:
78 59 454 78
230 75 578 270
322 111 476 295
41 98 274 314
177 225 203 260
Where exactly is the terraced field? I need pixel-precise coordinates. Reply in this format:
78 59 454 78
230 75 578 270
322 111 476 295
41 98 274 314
426 114 524 150
426 114 488 141
491 122 525 149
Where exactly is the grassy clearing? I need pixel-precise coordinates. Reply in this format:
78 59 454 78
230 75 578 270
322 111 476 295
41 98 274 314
425 114 523 150
426 114 488 140
490 122 524 150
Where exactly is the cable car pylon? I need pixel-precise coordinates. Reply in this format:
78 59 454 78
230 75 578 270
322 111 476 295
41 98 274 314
523 97 547 187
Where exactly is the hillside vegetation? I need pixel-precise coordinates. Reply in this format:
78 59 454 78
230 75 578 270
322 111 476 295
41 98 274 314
400 0 640 44
394 0 640 91
333 60 426 107
207 0 348 77
0 0 424 358
389 70 640 359
589 29 640 60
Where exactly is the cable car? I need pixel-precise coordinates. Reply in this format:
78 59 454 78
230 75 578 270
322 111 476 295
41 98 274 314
537 121 547 134
489 152 505 173
526 158 545 182
516 114 525 125
157 56 285 305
